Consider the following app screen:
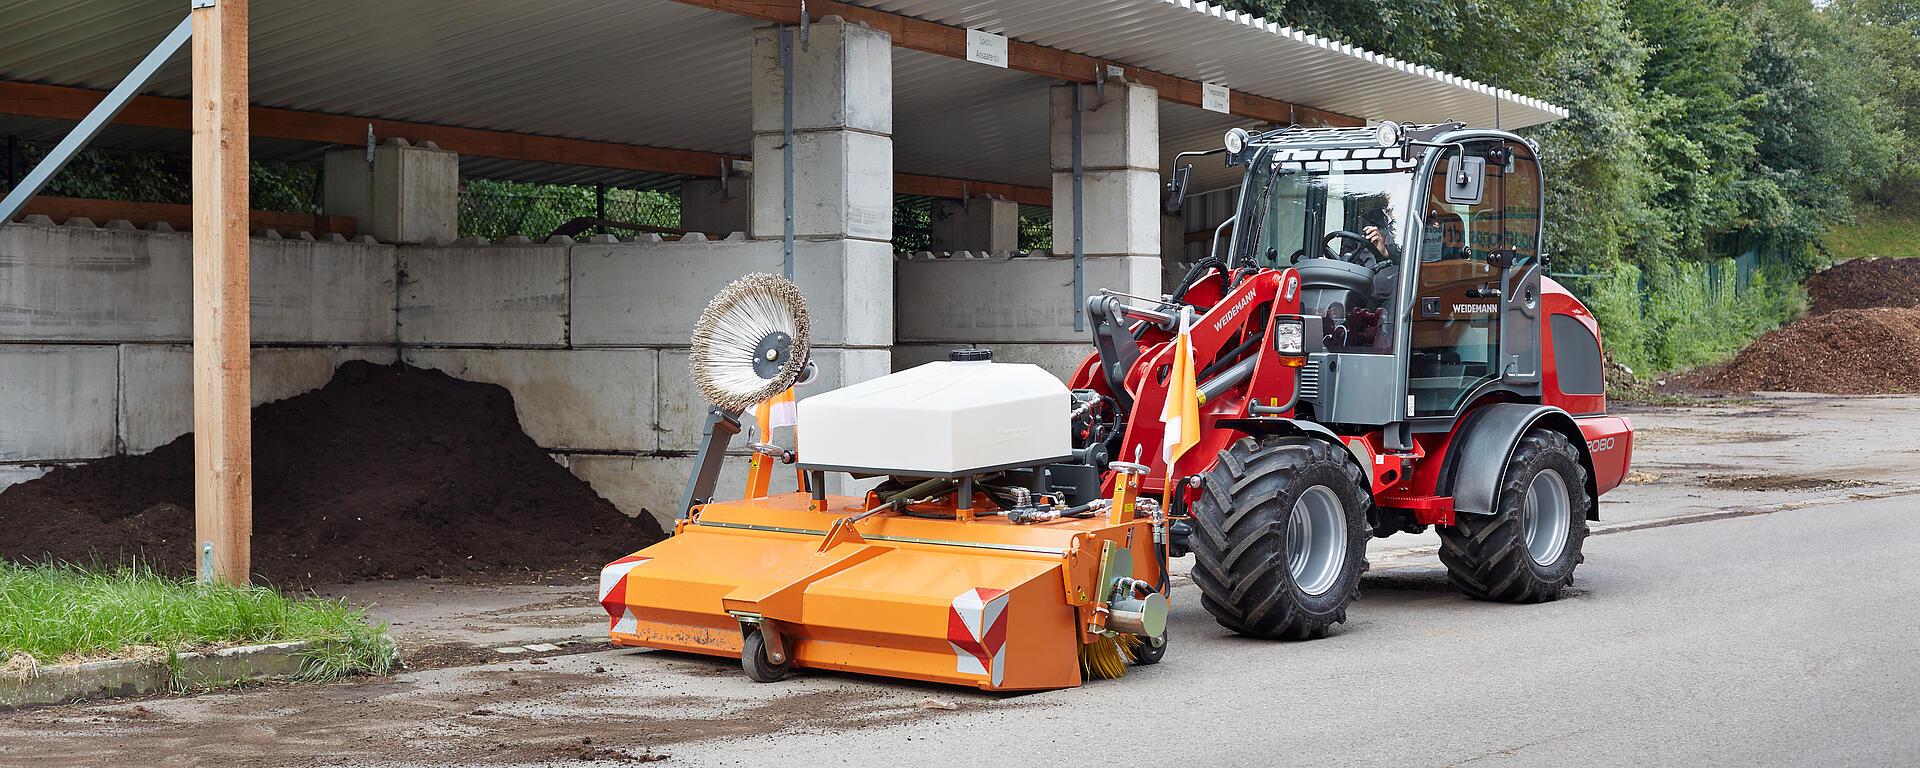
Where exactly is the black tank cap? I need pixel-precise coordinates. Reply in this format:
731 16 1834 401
949 347 993 362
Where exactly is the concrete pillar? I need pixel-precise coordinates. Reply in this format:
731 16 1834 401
678 177 751 236
1051 81 1160 262
323 138 458 245
930 197 1018 253
749 17 892 243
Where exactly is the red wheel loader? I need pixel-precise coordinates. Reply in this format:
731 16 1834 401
599 122 1634 690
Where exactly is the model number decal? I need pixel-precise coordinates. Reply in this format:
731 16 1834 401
1587 437 1616 453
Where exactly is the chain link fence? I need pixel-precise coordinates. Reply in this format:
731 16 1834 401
458 180 680 241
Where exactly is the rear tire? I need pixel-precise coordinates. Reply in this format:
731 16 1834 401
1189 436 1371 639
1439 428 1592 603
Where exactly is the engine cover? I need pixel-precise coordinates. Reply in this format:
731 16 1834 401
797 360 1072 476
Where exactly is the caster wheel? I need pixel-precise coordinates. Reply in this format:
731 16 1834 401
741 629 791 683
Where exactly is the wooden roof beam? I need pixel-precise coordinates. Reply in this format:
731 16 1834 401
0 81 1052 206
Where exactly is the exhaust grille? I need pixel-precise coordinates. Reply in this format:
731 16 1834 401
1296 363 1321 403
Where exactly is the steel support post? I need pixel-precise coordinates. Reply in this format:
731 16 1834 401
1071 84 1086 332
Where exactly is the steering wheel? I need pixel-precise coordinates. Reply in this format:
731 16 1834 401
1322 230 1384 266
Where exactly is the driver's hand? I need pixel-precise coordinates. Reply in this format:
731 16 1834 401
1364 225 1387 255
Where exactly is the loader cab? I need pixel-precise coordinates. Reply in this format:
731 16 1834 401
1227 126 1546 441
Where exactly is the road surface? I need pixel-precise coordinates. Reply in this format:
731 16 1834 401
2 395 1917 767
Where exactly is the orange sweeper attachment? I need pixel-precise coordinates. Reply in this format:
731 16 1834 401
599 274 1170 690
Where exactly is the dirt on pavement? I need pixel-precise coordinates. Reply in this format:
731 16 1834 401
0 655 964 768
0 362 664 585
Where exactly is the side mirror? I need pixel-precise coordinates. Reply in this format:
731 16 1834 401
1164 164 1192 214
1445 155 1486 205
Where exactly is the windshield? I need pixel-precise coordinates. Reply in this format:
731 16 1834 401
1234 148 1419 268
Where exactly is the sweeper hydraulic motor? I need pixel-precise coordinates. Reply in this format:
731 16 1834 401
600 122 1633 690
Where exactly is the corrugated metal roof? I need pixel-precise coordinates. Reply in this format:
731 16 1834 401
0 0 1562 192
855 0 1566 128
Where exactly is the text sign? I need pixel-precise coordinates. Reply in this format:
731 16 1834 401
1202 82 1231 113
966 29 1009 68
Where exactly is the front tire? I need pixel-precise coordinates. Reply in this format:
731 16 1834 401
1438 428 1592 603
1189 436 1371 639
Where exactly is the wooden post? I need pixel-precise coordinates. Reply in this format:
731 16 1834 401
192 0 251 586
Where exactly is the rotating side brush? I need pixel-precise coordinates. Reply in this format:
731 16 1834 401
688 273 813 412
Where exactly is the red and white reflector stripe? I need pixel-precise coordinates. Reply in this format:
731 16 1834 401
598 555 650 635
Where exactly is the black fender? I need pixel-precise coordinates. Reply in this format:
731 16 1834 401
1216 417 1353 461
1437 403 1599 520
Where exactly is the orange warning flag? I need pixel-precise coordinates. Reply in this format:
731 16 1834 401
766 387 798 430
1161 307 1201 468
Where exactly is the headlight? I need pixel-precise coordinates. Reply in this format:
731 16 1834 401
1273 320 1304 356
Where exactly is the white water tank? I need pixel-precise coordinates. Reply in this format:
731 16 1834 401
797 353 1071 476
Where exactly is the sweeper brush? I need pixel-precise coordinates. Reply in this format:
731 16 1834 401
688 271 811 413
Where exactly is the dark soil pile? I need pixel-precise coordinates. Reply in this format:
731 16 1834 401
1805 258 1920 316
0 361 664 584
1692 307 1920 394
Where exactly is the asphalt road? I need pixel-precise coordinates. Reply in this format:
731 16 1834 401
4 397 1918 768
660 493 1920 768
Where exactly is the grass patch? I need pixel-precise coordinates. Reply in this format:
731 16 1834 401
0 561 396 682
1827 206 1920 261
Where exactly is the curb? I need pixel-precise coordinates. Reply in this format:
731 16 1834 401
0 640 312 710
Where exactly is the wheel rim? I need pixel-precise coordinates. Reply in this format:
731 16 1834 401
1287 486 1347 596
1521 469 1571 567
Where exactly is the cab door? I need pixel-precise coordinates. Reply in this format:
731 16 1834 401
1406 138 1545 417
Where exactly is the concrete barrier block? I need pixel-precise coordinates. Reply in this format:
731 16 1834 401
750 130 892 241
679 178 752 236
398 244 568 346
1050 81 1159 171
896 255 1157 343
251 238 398 344
403 348 657 452
571 238 891 348
323 142 458 245
0 225 192 341
750 18 892 135
0 345 118 462
118 345 401 454
1052 169 1162 257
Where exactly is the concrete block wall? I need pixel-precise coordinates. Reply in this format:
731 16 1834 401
0 219 398 477
891 249 1159 380
1 221 891 529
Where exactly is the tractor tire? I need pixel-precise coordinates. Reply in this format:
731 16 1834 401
1189 436 1371 640
1438 428 1592 603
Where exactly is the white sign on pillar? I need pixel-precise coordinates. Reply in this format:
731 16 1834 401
966 29 1009 68
1202 82 1231 114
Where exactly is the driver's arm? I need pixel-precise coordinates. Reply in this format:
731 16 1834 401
1364 225 1402 262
